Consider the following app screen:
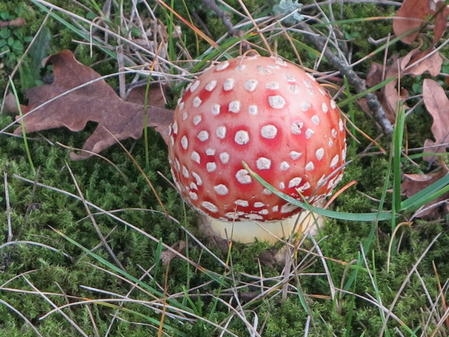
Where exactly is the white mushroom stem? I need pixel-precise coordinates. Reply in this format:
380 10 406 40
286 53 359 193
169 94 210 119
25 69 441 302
199 203 325 244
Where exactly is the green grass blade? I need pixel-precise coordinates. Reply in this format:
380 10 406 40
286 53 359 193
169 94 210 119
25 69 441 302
400 173 449 212
243 163 392 222
391 106 406 229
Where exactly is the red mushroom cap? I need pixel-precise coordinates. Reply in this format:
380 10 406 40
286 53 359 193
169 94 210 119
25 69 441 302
168 54 346 223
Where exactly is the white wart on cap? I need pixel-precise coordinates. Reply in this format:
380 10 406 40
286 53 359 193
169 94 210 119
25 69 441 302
168 54 346 242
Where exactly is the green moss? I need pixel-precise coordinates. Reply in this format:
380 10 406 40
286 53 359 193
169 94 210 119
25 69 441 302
3 1 449 336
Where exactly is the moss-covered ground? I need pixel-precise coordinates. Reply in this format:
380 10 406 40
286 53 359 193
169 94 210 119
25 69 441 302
1 1 449 336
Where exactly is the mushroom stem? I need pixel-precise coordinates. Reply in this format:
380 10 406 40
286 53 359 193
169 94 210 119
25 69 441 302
199 205 324 244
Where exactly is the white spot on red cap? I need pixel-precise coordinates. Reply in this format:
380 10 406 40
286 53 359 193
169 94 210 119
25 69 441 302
202 201 218 213
171 121 178 134
180 136 188 150
275 57 287 66
342 146 347 161
322 102 329 113
288 177 302 188
299 182 311 192
300 102 311 111
216 126 226 139
228 100 241 113
192 115 202 125
245 213 264 220
234 130 250 145
197 130 209 142
289 84 300 94
235 199 249 207
237 64 246 71
330 154 340 168
285 75 296 82
268 95 286 109
192 96 202 108
211 104 221 116
189 80 200 92
290 151 302 160
205 148 215 156
223 78 235 91
215 61 229 71
280 161 290 171
305 128 315 139
244 79 258 92
331 128 338 138
205 79 217 92
311 115 320 125
192 171 203 186
235 169 252 184
290 121 303 135
305 161 315 171
257 65 272 74
281 203 297 214
191 151 201 164
189 191 198 200
261 124 278 139
330 99 337 109
266 81 280 90
214 184 229 195
339 118 344 131
225 212 242 220
182 166 189 178
189 182 197 190
206 162 217 172
316 148 325 160
279 182 285 189
219 152 230 164
173 159 181 172
248 105 258 115
182 111 188 121
256 157 271 170
254 201 265 208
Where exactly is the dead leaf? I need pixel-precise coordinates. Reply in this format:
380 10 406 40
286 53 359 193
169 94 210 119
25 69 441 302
393 0 448 45
365 48 442 122
12 50 173 160
366 56 405 122
160 240 186 266
402 164 449 219
422 79 449 163
433 3 449 43
393 0 432 44
400 49 442 77
0 17 26 28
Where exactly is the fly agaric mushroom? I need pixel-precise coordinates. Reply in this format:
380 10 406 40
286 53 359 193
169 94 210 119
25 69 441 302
168 54 346 243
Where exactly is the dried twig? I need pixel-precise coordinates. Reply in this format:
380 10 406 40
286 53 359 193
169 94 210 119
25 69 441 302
297 22 394 134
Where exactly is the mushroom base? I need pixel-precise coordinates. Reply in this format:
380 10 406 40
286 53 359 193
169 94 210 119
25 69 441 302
199 209 324 244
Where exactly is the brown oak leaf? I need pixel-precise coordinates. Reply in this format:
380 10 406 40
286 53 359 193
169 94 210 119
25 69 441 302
433 3 449 42
13 50 173 160
393 0 432 44
393 0 447 44
422 78 449 163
